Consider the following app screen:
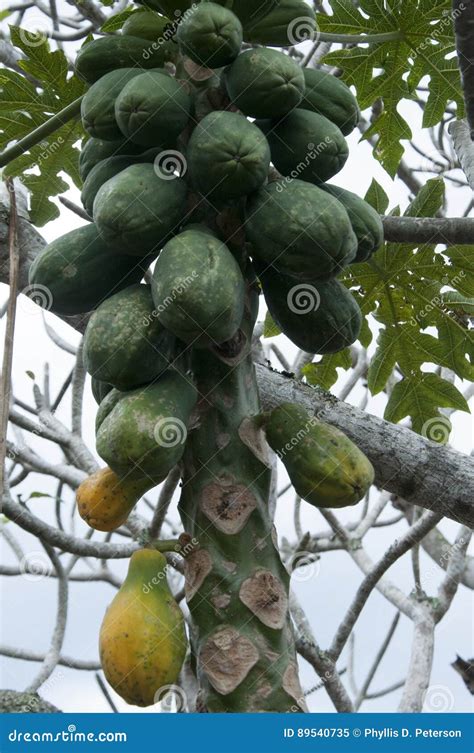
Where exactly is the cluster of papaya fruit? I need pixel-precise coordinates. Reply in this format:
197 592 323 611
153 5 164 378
26 0 379 707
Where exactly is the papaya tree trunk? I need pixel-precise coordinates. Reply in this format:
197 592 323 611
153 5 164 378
178 288 306 712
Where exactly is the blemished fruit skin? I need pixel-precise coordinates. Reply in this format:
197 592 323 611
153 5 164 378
322 184 384 262
224 47 305 119
115 70 192 148
257 109 349 185
27 224 146 316
257 264 363 354
76 467 155 532
99 549 188 707
264 403 375 508
83 285 180 391
93 164 188 256
91 377 113 406
80 68 143 141
79 137 145 181
186 111 271 200
177 3 243 68
301 68 360 136
245 180 357 281
96 370 197 483
151 229 246 346
121 10 171 41
244 0 317 46
75 35 176 84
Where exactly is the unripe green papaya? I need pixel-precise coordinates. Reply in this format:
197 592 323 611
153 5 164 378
245 180 357 281
224 48 305 119
115 70 192 148
84 284 181 391
96 369 197 483
77 467 155 532
75 35 176 84
322 184 384 263
93 164 188 257
100 549 188 706
91 377 113 406
257 109 348 185
122 9 171 41
264 403 374 508
187 111 270 201
81 68 143 141
27 224 147 316
244 0 317 46
79 137 146 181
177 3 242 68
301 69 360 137
209 0 279 29
257 264 362 354
151 229 245 346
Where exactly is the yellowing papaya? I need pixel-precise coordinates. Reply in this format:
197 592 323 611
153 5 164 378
264 403 374 509
76 467 156 532
99 549 188 707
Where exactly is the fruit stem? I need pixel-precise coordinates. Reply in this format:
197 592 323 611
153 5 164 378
0 96 84 168
148 539 182 553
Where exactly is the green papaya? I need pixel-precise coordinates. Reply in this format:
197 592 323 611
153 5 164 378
257 109 348 185
245 180 357 281
263 403 374 508
75 35 176 84
187 111 270 200
79 137 145 181
177 3 242 68
322 184 384 263
209 0 279 29
257 264 362 353
80 68 143 141
244 0 317 46
99 549 188 706
91 377 113 406
80 148 161 216
95 388 123 434
115 70 192 148
84 284 181 391
301 69 360 136
151 229 245 346
96 369 197 483
224 48 305 119
27 224 147 316
122 9 171 40
93 164 188 256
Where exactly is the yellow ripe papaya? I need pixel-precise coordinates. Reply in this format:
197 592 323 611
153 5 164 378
264 403 374 509
99 549 187 707
76 467 156 532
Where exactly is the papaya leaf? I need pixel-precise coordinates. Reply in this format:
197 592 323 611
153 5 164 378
318 0 464 176
364 178 389 214
303 349 353 391
0 27 86 225
263 311 281 338
101 7 136 32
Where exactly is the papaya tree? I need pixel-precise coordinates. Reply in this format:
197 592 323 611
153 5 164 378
0 0 473 715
